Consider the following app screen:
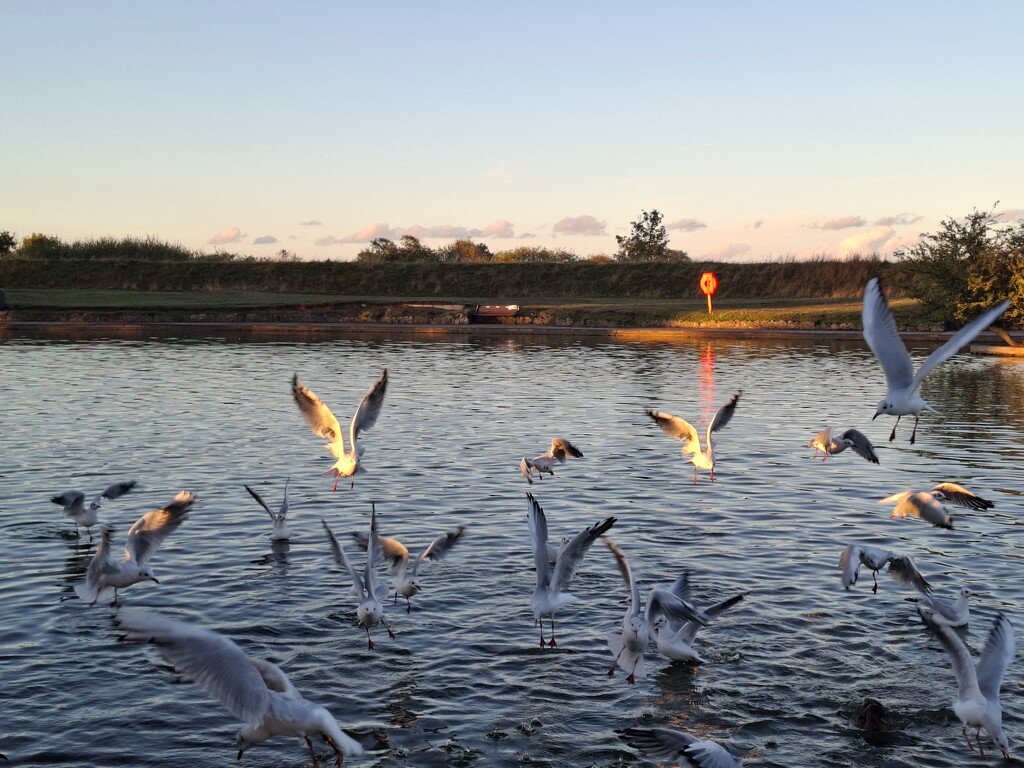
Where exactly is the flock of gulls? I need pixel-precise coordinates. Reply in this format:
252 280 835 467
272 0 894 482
46 276 1016 768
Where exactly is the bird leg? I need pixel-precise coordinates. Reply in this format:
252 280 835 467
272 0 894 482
871 572 879 594
332 475 340 493
910 415 919 445
888 416 900 442
365 627 375 650
381 616 396 640
323 735 345 767
305 735 322 767
976 729 986 756
405 596 412 614
609 646 624 675
537 620 546 648
547 618 557 648
964 725 976 752
692 466 698 485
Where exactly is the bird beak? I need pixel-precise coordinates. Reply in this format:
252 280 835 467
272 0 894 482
149 576 160 584
872 410 881 420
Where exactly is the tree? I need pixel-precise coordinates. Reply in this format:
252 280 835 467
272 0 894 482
437 239 492 263
895 207 1023 324
18 233 65 259
615 209 670 262
0 230 16 256
356 238 400 263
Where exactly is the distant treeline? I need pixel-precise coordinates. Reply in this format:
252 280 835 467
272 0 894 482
0 249 905 300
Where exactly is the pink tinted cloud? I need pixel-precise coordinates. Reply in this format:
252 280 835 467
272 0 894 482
666 218 707 232
208 227 245 245
335 221 521 243
811 216 866 230
482 220 515 237
552 215 606 236
701 243 751 260
837 226 899 256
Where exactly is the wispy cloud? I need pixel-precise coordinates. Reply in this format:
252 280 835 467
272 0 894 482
253 235 278 245
552 215 606 236
701 243 751 260
299 220 322 226
809 216 866 230
208 227 245 245
666 217 707 232
751 220 764 229
873 213 922 226
314 235 347 247
837 226 898 256
995 208 1024 221
326 221 526 244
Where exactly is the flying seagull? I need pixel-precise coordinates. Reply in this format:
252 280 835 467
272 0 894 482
862 276 1009 443
51 480 138 539
244 479 290 541
647 391 742 483
520 437 584 484
808 426 879 464
839 543 932 595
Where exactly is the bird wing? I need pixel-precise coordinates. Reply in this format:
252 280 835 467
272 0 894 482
702 592 748 622
683 740 742 768
323 519 365 597
911 298 1011 392
878 491 911 506
907 491 953 528
839 429 879 464
526 493 552 591
349 369 388 446
839 544 861 589
365 506 388 601
647 410 701 453
932 482 994 510
101 481 138 501
351 530 409 577
548 437 584 461
115 607 273 726
86 524 119 586
667 570 693 603
292 375 346 455
862 277 914 391
125 491 195 565
412 525 466 577
618 727 700 760
708 391 742 434
809 426 834 452
602 537 640 621
975 613 1015 701
244 484 276 522
278 477 289 519
920 609 981 704
519 457 534 484
52 490 85 513
886 554 932 594
551 516 616 593
250 657 300 698
646 587 707 627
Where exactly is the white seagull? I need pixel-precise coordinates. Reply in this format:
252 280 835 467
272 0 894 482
879 491 954 529
74 491 195 606
292 370 388 491
920 610 1014 760
519 437 584 484
527 492 615 648
908 586 975 628
647 391 742 483
602 539 708 683
618 726 743 768
862 276 1010 443
808 426 879 464
351 524 466 612
649 570 747 664
115 608 363 767
51 480 137 539
244 479 290 541
839 544 932 595
323 508 394 649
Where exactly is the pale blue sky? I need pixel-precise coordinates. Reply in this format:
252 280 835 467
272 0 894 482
4 2 1023 262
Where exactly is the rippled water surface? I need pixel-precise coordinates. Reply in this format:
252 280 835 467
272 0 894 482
2 330 1023 767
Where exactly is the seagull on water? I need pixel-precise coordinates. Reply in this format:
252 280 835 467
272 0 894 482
861 276 1010 444
244 479 290 541
839 544 932 595
527 492 615 648
920 610 1014 760
74 491 195 606
292 370 388 491
115 608 363 767
602 539 707 683
618 726 743 767
908 586 975 628
647 391 742 483
519 437 584 484
323 508 394 649
808 426 879 464
51 480 137 539
351 523 466 612
649 570 747 664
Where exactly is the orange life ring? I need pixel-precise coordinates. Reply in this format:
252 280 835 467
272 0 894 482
699 271 718 296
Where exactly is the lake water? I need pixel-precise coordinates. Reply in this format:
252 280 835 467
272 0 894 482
2 328 1023 767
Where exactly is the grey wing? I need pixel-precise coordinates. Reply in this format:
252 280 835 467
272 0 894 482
647 410 701 452
886 554 932 594
244 485 276 521
526 492 552 590
702 592 747 622
415 525 466 569
278 477 289 519
250 657 300 698
323 520 365 595
350 369 388 442
932 482 994 510
975 613 1015 701
912 298 1011 390
549 437 584 461
101 481 138 501
618 727 700 760
125 491 195 565
86 524 118 587
52 490 84 511
919 609 980 700
667 570 693 603
861 277 914 390
292 375 344 445
115 608 272 725
683 740 742 768
708 391 742 434
909 492 953 529
602 537 640 620
840 429 879 464
839 544 861 589
519 457 534 483
646 587 707 627
550 516 616 592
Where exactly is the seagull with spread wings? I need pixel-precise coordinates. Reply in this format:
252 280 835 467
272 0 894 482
244 479 290 541
519 437 584 484
808 426 879 464
51 480 137 539
647 391 742 483
839 543 932 595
